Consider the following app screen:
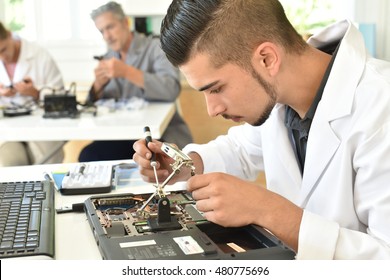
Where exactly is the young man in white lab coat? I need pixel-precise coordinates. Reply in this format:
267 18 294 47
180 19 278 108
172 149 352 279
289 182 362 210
132 0 390 259
0 22 64 166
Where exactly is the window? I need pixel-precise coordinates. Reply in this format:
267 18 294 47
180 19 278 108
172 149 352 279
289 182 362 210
5 0 380 84
280 0 341 35
2 0 109 42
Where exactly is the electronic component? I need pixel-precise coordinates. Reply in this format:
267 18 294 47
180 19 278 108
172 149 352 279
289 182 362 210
93 55 104 61
83 144 295 260
137 141 195 231
61 163 112 195
43 82 79 118
3 107 32 117
43 94 79 118
144 126 159 184
84 191 295 260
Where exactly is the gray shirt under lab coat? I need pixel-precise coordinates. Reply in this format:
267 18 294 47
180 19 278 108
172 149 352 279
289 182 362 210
89 31 192 148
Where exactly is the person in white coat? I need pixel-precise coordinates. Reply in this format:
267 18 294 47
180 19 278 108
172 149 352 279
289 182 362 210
0 22 65 166
133 0 390 259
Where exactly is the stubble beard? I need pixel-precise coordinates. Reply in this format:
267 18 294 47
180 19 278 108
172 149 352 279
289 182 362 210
251 66 277 127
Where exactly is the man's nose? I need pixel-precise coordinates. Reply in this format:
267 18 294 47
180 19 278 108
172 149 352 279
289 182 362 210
204 95 225 117
102 31 111 42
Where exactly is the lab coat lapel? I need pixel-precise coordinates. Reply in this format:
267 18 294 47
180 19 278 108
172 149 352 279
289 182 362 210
267 105 302 191
299 20 366 206
0 63 11 85
13 39 32 83
300 110 340 205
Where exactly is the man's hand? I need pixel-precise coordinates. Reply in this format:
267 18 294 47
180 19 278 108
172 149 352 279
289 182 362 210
133 139 173 184
92 57 128 93
133 139 199 185
98 57 127 79
93 61 111 93
187 172 303 251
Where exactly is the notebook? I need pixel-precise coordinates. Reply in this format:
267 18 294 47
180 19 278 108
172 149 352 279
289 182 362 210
0 180 55 259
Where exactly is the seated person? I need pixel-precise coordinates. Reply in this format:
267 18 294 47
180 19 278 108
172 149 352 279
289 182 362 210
133 0 390 259
79 1 192 162
0 21 65 166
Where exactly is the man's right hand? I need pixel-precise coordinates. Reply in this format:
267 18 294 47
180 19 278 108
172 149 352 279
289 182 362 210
133 139 174 184
93 62 110 93
133 139 200 185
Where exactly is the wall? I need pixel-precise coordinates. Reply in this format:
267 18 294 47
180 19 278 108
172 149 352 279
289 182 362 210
354 0 390 60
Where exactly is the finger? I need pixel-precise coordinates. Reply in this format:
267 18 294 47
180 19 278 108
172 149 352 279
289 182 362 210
191 187 210 201
147 141 164 156
187 173 213 192
133 139 151 159
201 211 224 226
132 151 152 169
195 199 214 213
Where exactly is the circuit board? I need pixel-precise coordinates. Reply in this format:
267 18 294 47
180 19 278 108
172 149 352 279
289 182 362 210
89 192 207 238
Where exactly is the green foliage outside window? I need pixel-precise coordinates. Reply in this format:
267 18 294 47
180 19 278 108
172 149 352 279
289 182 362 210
4 0 25 32
281 0 336 35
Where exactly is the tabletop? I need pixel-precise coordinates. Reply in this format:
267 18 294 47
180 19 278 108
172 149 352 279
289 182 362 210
0 102 175 141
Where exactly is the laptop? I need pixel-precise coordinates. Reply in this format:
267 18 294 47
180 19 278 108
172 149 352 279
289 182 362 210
84 190 295 260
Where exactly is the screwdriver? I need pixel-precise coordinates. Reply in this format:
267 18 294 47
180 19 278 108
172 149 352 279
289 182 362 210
144 126 159 185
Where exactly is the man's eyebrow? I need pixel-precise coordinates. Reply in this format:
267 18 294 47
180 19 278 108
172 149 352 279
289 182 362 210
197 81 219 92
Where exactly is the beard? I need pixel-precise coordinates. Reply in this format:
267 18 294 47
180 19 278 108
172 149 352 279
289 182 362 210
250 66 277 127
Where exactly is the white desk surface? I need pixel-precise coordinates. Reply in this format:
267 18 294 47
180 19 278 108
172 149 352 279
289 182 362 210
0 161 186 260
0 102 175 141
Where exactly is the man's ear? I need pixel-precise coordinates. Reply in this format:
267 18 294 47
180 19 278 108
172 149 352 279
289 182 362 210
252 42 281 77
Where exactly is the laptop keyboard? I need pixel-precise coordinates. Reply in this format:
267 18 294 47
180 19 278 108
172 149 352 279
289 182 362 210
0 180 55 259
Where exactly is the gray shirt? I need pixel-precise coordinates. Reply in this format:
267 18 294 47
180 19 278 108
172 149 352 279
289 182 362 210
89 32 192 148
285 42 339 174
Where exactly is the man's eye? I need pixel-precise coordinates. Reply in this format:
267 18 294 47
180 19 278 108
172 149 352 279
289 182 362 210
210 88 221 94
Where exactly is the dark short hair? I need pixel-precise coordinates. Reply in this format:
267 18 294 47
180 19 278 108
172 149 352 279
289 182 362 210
91 1 126 21
0 21 9 40
161 0 307 70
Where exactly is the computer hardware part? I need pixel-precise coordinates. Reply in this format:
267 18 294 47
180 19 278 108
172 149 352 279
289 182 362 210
84 191 295 260
43 82 79 119
84 143 294 260
0 180 55 259
43 94 79 119
60 163 112 195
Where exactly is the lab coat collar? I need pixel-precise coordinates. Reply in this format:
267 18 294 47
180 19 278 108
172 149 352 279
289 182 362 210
264 104 303 197
13 37 35 84
0 37 33 85
299 20 366 205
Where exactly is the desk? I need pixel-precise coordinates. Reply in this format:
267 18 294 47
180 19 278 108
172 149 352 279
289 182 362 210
0 161 185 259
0 102 175 141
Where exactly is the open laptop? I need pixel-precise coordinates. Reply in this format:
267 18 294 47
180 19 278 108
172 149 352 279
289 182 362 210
84 190 295 260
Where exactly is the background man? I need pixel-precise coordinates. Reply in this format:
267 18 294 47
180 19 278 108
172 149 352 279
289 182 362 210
80 1 192 162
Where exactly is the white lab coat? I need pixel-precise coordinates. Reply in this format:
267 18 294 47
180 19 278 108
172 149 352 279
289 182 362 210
0 37 64 165
0 36 63 92
183 20 390 259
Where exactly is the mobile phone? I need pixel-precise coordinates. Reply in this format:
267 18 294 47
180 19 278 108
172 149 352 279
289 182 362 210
93 55 104 61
